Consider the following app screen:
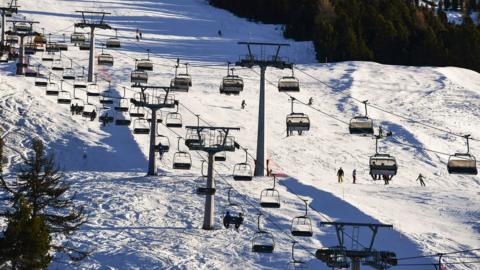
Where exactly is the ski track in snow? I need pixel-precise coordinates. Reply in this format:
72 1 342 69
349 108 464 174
0 0 478 269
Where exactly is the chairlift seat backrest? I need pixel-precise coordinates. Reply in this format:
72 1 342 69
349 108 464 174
370 154 398 176
349 116 374 135
106 38 121 48
447 153 478 175
131 70 148 84
252 231 275 253
278 76 300 92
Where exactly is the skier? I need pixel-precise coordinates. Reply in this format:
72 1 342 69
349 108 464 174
337 167 344 183
90 110 97 121
223 211 231 229
308 97 313 106
218 30 222 36
234 212 243 231
382 174 390 185
416 173 426 187
70 104 75 115
352 169 357 184
139 32 143 39
135 34 139 42
241 100 246 110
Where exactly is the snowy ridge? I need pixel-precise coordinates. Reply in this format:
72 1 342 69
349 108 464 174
0 0 479 269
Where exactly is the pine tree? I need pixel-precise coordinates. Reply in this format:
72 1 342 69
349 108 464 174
0 139 88 263
0 197 52 269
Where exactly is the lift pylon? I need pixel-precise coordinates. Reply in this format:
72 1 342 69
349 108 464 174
74 11 111 82
131 85 177 176
184 125 240 230
236 42 292 176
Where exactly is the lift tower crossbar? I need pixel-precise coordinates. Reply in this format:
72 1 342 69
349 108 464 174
131 85 177 176
184 125 240 230
74 11 111 83
316 222 398 270
236 42 292 177
6 19 39 75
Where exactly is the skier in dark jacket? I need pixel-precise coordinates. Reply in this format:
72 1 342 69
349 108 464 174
337 167 344 183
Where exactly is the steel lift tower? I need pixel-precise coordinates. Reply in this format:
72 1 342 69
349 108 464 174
236 42 292 176
74 11 111 83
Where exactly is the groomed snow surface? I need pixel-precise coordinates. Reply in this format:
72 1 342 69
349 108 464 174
0 0 479 269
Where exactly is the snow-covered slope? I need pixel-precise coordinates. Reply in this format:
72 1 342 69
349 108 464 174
0 0 479 269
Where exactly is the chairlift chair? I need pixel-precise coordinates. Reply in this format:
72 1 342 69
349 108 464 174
57 91 72 104
260 176 281 208
233 149 253 181
131 69 148 85
369 137 398 179
52 58 64 71
82 104 97 119
115 111 131 126
129 104 145 118
25 43 36 55
185 128 203 150
86 83 101 97
133 118 150 134
173 137 192 170
195 161 215 195
136 49 153 71
349 101 374 135
14 22 31 32
251 213 275 253
447 135 478 175
287 242 309 270
35 74 49 87
24 66 38 77
278 68 300 92
155 135 170 153
115 98 129 112
99 94 114 105
222 188 245 229
70 29 86 44
98 53 114 66
170 64 192 92
6 35 18 44
286 98 310 136
106 29 121 48
99 108 114 124
56 43 68 51
78 41 90 51
215 151 226 162
291 199 313 237
46 81 59 96
165 111 183 128
62 68 76 80
45 43 59 53
41 51 54 62
72 98 85 114
74 76 87 89
220 65 244 95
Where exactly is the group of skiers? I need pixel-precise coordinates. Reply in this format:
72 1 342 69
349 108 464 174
135 28 143 41
337 167 426 186
223 211 243 231
70 104 96 121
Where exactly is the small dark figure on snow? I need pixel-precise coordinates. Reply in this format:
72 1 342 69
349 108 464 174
416 173 426 187
136 34 139 41
352 169 357 184
218 30 222 36
223 211 231 229
382 174 391 185
139 32 143 39
234 212 243 231
241 100 246 110
337 167 344 183
308 97 313 106
90 110 97 121
70 104 75 115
